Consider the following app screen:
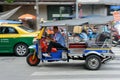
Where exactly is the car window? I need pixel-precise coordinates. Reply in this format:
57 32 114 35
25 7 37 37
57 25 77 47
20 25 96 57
8 27 18 34
0 27 5 34
0 27 18 34
18 26 34 32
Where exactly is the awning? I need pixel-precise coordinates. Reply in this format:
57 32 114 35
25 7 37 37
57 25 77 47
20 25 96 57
0 6 21 19
102 0 120 5
77 0 103 4
18 14 36 20
77 0 120 5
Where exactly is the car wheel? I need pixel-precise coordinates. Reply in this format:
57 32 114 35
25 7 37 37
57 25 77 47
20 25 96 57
85 55 101 70
14 43 29 56
26 53 40 66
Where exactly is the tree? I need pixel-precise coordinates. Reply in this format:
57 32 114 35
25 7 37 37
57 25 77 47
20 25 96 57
5 0 14 3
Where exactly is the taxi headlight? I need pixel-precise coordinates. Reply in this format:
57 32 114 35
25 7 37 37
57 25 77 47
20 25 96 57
33 39 38 44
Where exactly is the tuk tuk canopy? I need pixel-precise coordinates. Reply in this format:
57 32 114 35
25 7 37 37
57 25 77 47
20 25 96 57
86 16 113 24
40 16 113 27
40 19 88 27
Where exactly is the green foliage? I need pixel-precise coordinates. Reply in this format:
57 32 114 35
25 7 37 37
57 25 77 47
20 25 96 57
5 0 14 3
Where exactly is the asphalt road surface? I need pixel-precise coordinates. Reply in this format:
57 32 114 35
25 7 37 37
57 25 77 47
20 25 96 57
0 47 120 80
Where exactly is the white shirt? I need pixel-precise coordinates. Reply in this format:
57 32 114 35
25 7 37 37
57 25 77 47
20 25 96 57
114 24 120 35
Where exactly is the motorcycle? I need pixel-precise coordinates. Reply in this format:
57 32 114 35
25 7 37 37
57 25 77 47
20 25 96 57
112 34 120 47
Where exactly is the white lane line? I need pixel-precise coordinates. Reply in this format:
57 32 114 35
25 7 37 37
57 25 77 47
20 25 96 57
32 78 120 80
102 64 120 68
31 71 120 76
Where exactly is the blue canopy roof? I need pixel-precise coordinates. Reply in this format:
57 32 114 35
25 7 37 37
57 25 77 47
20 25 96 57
110 6 120 10
0 20 22 24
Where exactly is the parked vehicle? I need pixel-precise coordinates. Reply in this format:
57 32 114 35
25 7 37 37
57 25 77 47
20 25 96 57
0 23 38 56
111 24 120 47
112 34 120 47
26 18 115 70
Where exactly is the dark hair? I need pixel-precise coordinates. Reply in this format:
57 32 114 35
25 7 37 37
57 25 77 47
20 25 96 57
82 29 87 33
53 26 58 30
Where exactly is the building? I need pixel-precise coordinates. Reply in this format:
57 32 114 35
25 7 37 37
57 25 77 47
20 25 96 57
0 0 75 20
0 0 119 21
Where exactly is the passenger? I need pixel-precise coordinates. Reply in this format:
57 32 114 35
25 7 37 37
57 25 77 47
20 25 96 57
101 24 110 33
87 27 93 40
79 29 89 42
43 26 67 57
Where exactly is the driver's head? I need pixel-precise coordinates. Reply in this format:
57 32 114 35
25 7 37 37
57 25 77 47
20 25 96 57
53 26 58 33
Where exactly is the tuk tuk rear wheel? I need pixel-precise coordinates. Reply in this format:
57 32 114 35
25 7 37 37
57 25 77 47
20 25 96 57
26 53 40 66
85 55 101 70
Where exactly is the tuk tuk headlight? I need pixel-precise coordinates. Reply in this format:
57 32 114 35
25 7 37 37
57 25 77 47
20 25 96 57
33 39 38 44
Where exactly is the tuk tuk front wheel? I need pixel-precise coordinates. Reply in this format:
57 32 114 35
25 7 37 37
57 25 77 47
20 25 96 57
85 55 101 70
26 53 40 66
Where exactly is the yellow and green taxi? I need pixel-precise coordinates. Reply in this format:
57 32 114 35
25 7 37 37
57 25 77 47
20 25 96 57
0 23 39 56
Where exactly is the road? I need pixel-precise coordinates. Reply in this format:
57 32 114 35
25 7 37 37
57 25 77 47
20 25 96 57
0 47 120 80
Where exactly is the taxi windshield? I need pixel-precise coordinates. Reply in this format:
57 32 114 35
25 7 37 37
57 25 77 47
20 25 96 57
19 26 35 32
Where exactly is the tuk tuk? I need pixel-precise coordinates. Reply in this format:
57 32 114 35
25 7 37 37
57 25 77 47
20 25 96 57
26 17 115 70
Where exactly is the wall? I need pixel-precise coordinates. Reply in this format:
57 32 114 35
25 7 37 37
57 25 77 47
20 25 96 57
39 5 47 21
2 4 107 20
93 5 107 16
3 5 47 21
80 5 107 17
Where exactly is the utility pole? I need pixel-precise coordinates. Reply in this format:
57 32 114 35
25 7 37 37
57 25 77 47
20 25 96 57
76 0 79 19
36 0 40 30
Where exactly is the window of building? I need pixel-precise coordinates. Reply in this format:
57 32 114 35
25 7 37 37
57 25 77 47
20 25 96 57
47 5 73 20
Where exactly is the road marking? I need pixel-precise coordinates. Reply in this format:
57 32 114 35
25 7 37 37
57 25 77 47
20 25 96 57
31 70 120 76
32 79 120 80
30 48 120 80
30 59 120 80
31 59 120 76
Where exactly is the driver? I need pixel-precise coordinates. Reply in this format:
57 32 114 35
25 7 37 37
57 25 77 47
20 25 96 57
43 26 67 57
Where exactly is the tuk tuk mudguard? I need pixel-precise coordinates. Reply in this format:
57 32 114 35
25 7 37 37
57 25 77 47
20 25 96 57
83 48 114 62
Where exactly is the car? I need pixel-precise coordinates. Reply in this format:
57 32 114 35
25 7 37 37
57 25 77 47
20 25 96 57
0 23 39 56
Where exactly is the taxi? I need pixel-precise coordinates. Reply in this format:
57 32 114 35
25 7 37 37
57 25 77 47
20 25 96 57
0 23 38 56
